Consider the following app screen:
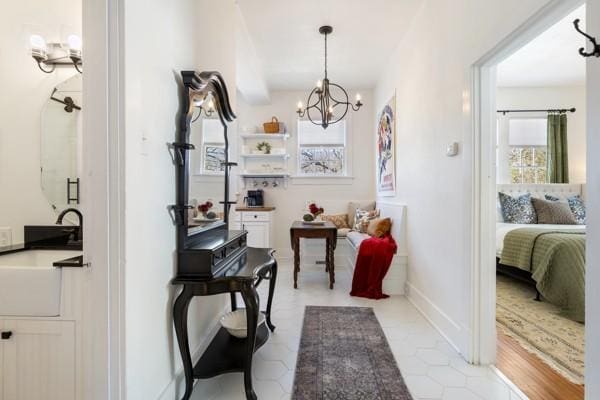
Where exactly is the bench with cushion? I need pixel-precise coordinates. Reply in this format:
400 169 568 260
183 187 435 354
320 200 407 295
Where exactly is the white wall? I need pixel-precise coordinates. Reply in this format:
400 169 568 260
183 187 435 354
122 1 237 399
0 0 81 244
496 86 586 183
236 90 376 255
585 0 600 397
373 0 565 355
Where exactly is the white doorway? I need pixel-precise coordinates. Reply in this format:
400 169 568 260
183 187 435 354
469 0 586 385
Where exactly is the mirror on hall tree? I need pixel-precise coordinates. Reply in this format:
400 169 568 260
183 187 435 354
187 92 227 235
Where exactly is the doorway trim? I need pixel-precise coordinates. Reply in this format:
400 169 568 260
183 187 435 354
469 0 585 365
82 0 126 398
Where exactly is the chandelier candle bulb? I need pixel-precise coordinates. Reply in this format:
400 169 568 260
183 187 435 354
316 80 322 89
356 93 361 102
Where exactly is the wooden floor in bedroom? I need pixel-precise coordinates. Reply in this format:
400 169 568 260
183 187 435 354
496 330 584 400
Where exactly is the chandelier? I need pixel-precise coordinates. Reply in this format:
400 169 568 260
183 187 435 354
296 26 363 129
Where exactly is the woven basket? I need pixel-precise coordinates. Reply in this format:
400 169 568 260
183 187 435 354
263 117 280 134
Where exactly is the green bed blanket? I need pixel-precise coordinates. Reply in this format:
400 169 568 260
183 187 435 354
500 228 586 323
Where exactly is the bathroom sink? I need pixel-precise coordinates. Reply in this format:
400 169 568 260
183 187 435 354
0 249 82 317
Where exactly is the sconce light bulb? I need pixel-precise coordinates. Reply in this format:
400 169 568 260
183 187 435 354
207 99 215 110
29 34 47 52
67 34 82 51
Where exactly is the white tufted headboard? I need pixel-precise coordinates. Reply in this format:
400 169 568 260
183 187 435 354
496 184 585 222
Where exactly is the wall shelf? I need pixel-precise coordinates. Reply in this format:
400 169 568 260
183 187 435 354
240 133 290 140
240 173 290 178
240 153 290 159
239 127 291 189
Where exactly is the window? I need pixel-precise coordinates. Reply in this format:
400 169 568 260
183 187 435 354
202 145 226 173
297 120 346 176
507 118 547 184
200 119 225 175
497 117 547 184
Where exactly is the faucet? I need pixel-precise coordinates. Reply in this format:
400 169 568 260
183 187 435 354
56 208 83 242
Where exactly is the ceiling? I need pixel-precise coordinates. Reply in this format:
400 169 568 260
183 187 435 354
497 5 586 88
236 0 422 91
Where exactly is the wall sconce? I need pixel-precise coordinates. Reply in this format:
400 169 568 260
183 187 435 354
192 97 216 122
30 33 83 74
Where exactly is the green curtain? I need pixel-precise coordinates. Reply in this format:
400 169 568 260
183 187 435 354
547 113 569 183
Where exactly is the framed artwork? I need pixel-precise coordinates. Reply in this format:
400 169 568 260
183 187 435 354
377 95 396 195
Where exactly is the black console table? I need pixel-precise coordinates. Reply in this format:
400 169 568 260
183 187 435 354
172 247 278 400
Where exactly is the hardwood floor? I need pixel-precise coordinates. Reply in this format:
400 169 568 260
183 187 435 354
496 330 584 400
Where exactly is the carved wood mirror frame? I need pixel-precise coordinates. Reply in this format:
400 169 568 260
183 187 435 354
172 70 236 250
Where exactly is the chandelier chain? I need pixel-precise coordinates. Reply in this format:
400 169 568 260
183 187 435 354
324 32 328 79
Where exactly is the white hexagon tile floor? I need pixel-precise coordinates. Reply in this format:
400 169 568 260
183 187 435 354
190 261 524 400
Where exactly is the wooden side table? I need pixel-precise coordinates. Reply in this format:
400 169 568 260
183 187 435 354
289 221 337 289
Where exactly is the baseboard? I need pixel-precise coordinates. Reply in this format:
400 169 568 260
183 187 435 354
157 304 228 400
405 282 462 354
490 366 529 400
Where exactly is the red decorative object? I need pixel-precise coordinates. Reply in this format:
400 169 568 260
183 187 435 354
350 235 397 299
198 201 213 216
308 203 324 218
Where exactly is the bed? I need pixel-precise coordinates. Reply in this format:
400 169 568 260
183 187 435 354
496 184 586 322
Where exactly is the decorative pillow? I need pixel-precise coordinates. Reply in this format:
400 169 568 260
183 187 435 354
531 198 577 225
366 218 381 237
545 194 586 225
367 217 392 238
320 213 350 229
545 194 560 202
353 209 380 233
348 201 376 228
567 195 586 225
498 192 537 224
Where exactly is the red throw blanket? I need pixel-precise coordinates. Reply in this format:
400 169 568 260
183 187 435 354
350 235 397 299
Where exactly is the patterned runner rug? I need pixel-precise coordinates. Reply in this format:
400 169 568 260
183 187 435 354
496 274 585 384
292 306 413 400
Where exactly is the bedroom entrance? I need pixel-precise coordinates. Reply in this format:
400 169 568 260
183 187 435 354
472 1 587 399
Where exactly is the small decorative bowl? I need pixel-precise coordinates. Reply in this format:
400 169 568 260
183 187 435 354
220 310 266 338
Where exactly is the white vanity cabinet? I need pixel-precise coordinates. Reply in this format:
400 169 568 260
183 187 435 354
1 319 76 400
231 209 275 248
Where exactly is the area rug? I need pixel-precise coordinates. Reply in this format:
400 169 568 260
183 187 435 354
496 274 585 384
292 306 413 400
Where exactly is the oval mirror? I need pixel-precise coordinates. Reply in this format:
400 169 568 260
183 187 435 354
40 74 82 212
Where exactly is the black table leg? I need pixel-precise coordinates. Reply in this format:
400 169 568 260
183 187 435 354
173 285 194 400
230 292 238 311
293 238 300 289
241 283 259 400
327 237 335 289
265 259 277 332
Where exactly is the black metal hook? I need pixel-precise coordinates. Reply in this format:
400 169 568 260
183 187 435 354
169 142 195 166
50 88 82 113
574 19 600 58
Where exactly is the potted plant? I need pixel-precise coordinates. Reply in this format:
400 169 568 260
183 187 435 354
256 141 272 154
